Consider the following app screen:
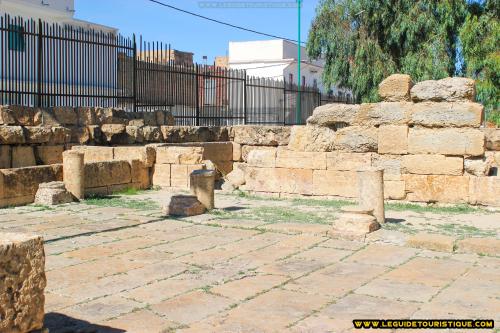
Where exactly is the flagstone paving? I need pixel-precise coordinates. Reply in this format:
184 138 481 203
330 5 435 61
0 189 499 333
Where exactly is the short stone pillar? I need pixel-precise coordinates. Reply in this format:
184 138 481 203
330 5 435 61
357 167 385 224
0 233 46 333
63 150 85 200
35 181 74 205
190 169 216 210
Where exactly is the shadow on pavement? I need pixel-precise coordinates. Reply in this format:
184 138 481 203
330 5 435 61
44 313 126 333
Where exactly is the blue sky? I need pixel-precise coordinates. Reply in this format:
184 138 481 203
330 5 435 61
75 0 320 63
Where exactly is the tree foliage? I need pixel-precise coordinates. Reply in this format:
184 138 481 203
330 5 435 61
459 0 499 122
307 0 475 102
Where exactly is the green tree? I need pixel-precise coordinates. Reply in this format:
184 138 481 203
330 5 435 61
460 0 499 125
308 0 467 102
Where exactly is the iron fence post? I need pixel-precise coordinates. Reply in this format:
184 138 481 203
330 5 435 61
195 65 200 126
36 19 42 107
282 80 286 126
243 71 247 125
132 34 137 112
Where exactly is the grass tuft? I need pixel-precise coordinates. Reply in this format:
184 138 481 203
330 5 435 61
83 195 160 210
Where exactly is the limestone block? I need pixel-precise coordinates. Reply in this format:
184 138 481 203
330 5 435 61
95 108 128 125
247 148 277 168
408 128 485 156
101 124 126 143
0 106 41 126
402 154 463 175
0 145 11 169
231 125 290 146
312 170 358 197
34 181 73 205
188 142 234 161
129 119 145 127
171 164 188 188
52 106 78 125
12 146 37 168
165 111 175 126
35 145 64 165
156 146 204 164
50 126 72 144
355 102 412 126
307 104 361 126
326 152 372 171
63 151 84 200
125 126 144 144
1 164 63 200
456 237 500 256
161 126 228 143
407 232 455 253
334 126 378 152
411 77 475 102
210 161 233 176
24 126 51 144
72 146 114 163
163 195 206 216
114 146 156 167
331 212 380 238
468 176 500 206
232 142 242 161
130 160 151 189
0 233 46 333
275 149 327 170
76 107 97 126
0 126 25 144
371 154 402 180
70 127 90 144
241 145 276 162
84 160 132 188
378 74 413 101
287 125 336 152
409 102 483 128
384 180 406 200
155 110 165 125
152 164 171 187
378 125 408 154
143 126 163 142
484 128 500 151
403 174 470 203
279 168 314 195
225 168 246 188
464 156 491 176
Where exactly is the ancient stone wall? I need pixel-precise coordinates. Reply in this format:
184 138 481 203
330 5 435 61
240 75 500 206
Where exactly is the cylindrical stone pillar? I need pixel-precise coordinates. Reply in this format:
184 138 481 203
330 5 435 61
63 150 85 200
357 167 385 224
190 169 216 210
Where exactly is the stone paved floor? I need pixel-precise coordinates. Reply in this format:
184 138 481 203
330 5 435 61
1 189 499 333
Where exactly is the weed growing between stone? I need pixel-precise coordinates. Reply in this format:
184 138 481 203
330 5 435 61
83 195 160 210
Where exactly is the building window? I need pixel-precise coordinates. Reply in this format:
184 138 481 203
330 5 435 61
288 73 293 85
302 76 306 86
8 25 25 52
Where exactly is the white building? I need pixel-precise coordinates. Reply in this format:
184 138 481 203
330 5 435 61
0 0 117 33
228 39 349 97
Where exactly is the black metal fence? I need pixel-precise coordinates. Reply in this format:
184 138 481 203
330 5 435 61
0 14 353 126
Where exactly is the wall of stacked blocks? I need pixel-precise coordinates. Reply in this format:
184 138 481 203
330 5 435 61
0 74 499 208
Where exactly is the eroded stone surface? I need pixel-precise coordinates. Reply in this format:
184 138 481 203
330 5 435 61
34 181 74 205
411 77 476 102
0 233 46 333
163 194 206 216
378 74 413 102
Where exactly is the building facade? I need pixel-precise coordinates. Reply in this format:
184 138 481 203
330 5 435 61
226 39 350 98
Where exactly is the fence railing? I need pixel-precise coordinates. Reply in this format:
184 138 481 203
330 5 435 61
0 14 353 126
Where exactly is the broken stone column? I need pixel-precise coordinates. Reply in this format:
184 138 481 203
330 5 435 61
190 169 216 210
35 181 74 205
332 206 380 237
0 233 46 333
63 150 84 200
357 167 385 224
163 194 206 217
